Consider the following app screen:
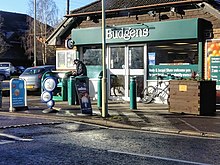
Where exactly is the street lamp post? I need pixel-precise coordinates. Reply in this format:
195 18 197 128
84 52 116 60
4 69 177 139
34 0 37 66
101 0 108 117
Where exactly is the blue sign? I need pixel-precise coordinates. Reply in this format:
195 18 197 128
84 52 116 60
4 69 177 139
41 76 57 109
148 52 156 65
41 91 52 103
42 77 57 92
10 79 26 107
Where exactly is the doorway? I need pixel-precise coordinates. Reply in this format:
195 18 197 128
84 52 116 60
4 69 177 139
108 45 146 100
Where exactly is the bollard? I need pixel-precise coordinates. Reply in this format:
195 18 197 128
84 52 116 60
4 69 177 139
97 76 102 110
68 76 76 105
130 77 137 109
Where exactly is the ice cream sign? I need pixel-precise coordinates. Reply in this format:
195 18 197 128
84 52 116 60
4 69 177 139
9 78 27 112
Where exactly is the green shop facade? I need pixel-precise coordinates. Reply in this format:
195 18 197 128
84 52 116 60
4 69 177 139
71 18 208 102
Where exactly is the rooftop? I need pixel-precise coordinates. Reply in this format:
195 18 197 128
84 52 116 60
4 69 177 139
69 0 212 16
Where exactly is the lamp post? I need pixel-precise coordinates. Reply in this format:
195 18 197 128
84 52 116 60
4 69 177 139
101 0 108 117
34 0 37 66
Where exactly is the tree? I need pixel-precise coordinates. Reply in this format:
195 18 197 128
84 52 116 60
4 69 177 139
24 0 60 65
0 15 9 55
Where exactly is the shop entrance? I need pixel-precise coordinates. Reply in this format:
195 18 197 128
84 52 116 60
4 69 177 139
108 45 146 100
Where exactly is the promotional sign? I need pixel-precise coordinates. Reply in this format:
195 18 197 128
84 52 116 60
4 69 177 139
41 91 52 103
10 78 27 111
75 80 92 115
206 39 220 88
42 77 57 92
148 52 156 65
210 56 220 85
148 65 198 80
41 77 57 110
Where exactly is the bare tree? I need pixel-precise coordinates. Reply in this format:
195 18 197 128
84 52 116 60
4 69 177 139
24 0 60 65
0 15 9 55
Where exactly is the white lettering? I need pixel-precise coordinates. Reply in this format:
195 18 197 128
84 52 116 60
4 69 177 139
106 27 150 41
106 29 113 39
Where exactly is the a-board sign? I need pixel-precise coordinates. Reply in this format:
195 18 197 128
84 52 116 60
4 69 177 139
9 78 27 111
75 81 92 115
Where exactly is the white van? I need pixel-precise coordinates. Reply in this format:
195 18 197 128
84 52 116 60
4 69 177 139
0 62 15 74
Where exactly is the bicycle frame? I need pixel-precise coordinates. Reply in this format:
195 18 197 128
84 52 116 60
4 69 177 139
141 75 170 104
142 73 186 104
152 76 169 102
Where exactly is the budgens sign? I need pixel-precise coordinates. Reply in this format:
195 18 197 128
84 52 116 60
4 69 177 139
71 18 198 45
106 27 149 41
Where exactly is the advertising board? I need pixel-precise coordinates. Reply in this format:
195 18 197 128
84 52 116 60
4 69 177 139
206 39 220 88
9 78 27 111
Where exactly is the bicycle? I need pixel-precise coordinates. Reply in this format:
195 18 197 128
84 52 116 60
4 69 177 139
110 74 125 96
141 74 182 104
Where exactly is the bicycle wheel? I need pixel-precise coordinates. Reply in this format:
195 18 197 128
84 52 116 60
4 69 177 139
141 86 156 104
113 86 125 96
157 88 168 104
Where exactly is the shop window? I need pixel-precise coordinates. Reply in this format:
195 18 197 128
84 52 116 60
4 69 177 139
82 46 102 65
148 41 198 65
148 41 198 79
56 50 77 70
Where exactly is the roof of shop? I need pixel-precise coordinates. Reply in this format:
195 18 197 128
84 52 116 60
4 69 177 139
69 0 210 16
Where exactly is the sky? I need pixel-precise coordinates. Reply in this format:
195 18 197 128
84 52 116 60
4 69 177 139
0 0 95 18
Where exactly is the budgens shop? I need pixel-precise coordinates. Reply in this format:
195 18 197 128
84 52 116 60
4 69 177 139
71 18 210 102
47 0 220 103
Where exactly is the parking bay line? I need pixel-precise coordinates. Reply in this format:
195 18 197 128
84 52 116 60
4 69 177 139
0 140 15 145
0 133 33 142
108 150 210 165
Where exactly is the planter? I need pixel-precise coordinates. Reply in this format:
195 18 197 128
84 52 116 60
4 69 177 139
168 80 216 115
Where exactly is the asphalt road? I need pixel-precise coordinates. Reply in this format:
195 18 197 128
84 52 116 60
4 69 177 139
0 122 219 165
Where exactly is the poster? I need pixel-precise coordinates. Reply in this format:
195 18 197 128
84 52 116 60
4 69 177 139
148 52 156 65
206 39 220 86
75 80 92 115
10 79 26 107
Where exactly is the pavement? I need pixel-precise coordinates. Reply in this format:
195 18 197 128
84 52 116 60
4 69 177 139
0 96 220 138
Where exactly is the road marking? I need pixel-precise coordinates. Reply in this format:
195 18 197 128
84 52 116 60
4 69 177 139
108 150 210 165
0 133 33 142
0 140 15 145
178 119 201 132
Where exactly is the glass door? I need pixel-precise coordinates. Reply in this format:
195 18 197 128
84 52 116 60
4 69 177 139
109 46 125 98
128 45 145 98
108 45 145 100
